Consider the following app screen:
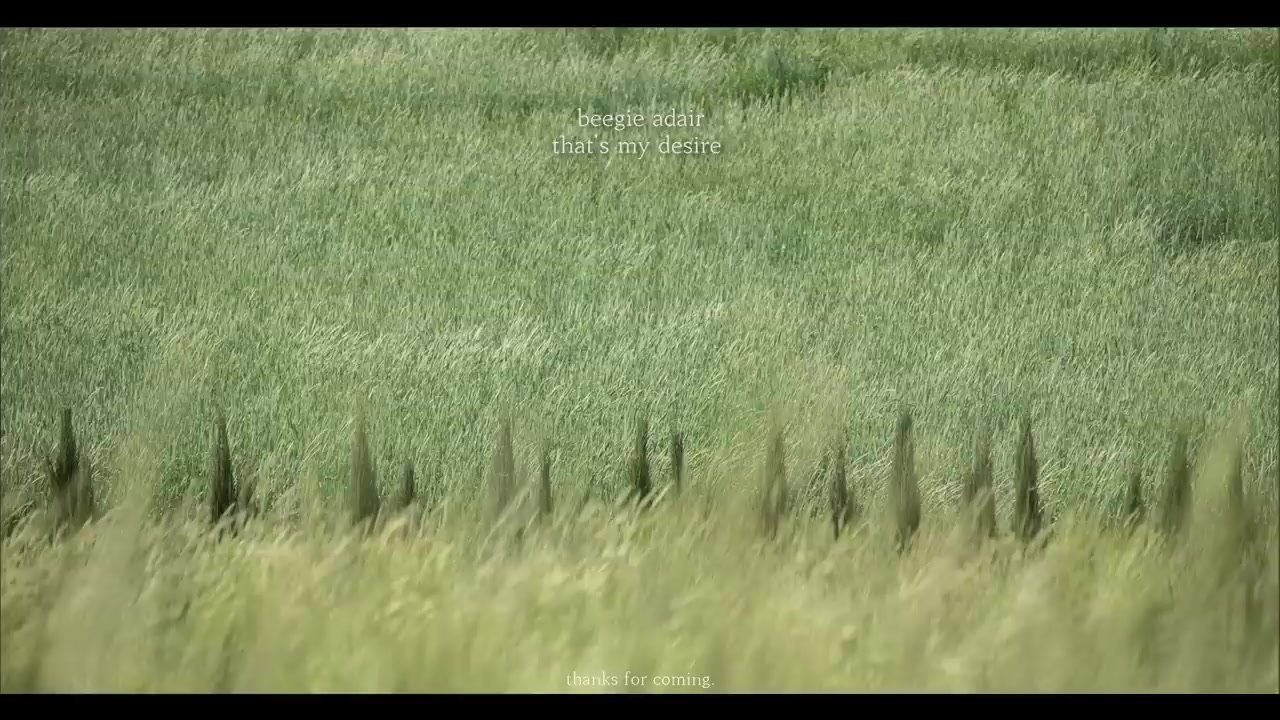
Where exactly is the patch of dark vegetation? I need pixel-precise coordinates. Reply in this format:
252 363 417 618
1150 199 1235 260
497 27 655 64
1122 120 1271 261
475 91 543 125
513 28 1277 84
488 29 1277 121
0 56 145 105
722 44 831 111
490 29 833 118
900 28 1279 81
569 27 633 63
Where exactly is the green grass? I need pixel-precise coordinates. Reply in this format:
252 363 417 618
1 27 1278 692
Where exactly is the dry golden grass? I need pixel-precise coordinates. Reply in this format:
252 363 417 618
2 415 1277 693
1 457 1274 692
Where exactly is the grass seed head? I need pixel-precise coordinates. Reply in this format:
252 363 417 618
890 409 921 551
349 401 381 530
828 428 854 540
55 408 77 488
45 409 75 505
209 409 235 526
47 407 93 536
237 469 257 525
492 415 516 519
1158 423 1191 538
761 418 787 539
1123 457 1145 531
628 413 652 508
963 422 997 540
670 429 685 496
1013 415 1042 542
538 437 553 520
399 460 416 510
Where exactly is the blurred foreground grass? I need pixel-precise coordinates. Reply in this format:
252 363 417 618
2 439 1276 692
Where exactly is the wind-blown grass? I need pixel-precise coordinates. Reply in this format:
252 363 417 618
1 434 1275 692
1 27 1277 692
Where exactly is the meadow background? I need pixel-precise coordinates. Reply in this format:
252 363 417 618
1 27 1278 693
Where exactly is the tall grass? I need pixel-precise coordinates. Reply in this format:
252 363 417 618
1 27 1277 692
1 419 1274 692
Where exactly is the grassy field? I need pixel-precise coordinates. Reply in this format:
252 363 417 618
1 27 1278 692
